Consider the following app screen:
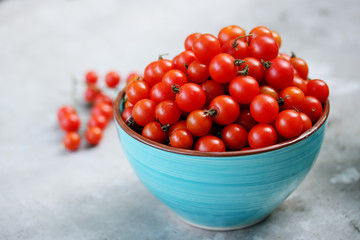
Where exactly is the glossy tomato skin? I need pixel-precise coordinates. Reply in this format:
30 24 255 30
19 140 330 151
290 56 309 80
221 38 250 59
59 113 80 132
142 121 169 144
168 120 187 136
143 61 157 87
186 110 212 137
173 50 197 73
248 26 273 43
279 86 305 110
187 60 209 84
85 127 103 145
192 33 221 64
248 123 278 149
259 85 279 99
63 131 81 151
57 105 76 121
229 75 260 104
306 79 329 103
85 71 98 85
209 95 240 125
105 71 120 88
162 69 188 94
194 135 226 152
132 99 157 127
221 123 248 150
271 30 281 48
200 80 225 106
152 59 175 84
236 109 257 131
243 57 265 83
126 80 151 105
150 82 175 104
292 75 308 94
264 58 294 91
250 35 279 61
155 100 182 125
175 83 206 113
209 53 238 84
275 110 303 139
250 94 279 123
185 33 201 51
300 112 312 133
300 96 323 123
218 25 246 46
169 129 194 149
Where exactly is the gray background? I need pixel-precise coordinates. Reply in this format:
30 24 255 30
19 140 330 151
1 0 359 239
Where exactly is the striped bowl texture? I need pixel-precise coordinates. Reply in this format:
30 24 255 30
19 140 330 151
114 90 330 230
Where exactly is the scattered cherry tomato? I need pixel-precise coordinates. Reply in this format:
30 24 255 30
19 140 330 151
85 71 98 85
59 112 80 132
85 127 103 145
63 131 81 151
105 71 120 88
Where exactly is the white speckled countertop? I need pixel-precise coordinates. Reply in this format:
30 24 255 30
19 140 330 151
1 0 359 239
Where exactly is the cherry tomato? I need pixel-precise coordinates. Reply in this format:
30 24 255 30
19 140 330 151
229 75 259 104
155 100 182 125
126 72 141 83
105 71 120 88
300 112 312 133
169 120 187 136
186 110 212 137
221 38 250 59
84 86 100 103
132 99 157 126
259 85 279 99
264 57 294 90
170 129 194 149
144 61 158 87
248 123 278 149
248 26 273 43
85 71 98 85
85 127 103 145
63 131 81 151
152 59 175 84
88 113 108 129
292 75 308 94
93 93 112 106
122 107 133 122
271 30 281 48
126 80 151 105
175 83 206 112
57 105 76 121
91 103 113 120
192 33 221 64
250 35 279 61
250 94 279 123
236 109 257 131
275 110 303 139
218 25 246 46
150 82 175 103
162 69 188 94
279 86 305 110
306 79 329 103
173 50 197 73
209 53 238 84
221 124 248 150
142 121 169 143
200 80 225 106
290 54 309 80
185 33 201 51
59 113 80 132
278 53 291 61
187 60 209 84
243 57 265 83
194 135 226 152
300 96 323 123
208 95 240 125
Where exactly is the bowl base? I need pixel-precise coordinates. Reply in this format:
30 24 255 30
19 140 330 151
178 213 271 231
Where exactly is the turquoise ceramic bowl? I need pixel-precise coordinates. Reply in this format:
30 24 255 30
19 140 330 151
114 90 329 230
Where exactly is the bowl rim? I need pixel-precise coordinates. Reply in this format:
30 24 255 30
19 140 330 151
113 89 330 157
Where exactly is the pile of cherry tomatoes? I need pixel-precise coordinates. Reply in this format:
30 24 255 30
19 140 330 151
122 25 329 152
58 70 126 151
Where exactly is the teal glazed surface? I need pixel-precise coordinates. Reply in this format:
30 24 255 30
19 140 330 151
114 92 329 230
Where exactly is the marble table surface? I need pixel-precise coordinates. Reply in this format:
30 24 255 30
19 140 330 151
1 0 359 239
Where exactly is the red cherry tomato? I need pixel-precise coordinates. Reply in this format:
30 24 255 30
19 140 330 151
200 80 225 106
248 26 273 43
143 61 158 87
175 83 206 113
250 35 279 61
292 75 308 95
126 72 141 83
259 85 279 99
91 103 113 120
84 86 100 103
250 94 279 123
105 71 120 88
85 71 98 85
278 53 291 61
150 82 175 103
221 123 248 150
300 96 323 123
170 129 194 149
306 79 329 103
162 69 188 94
85 127 103 145
187 60 209 84
194 135 226 152
192 33 221 64
208 95 240 125
221 38 250 59
169 120 187 136
264 58 294 90
126 80 151 105
209 53 238 84
186 110 213 137
173 50 197 73
58 105 76 121
229 75 260 104
142 121 169 143
63 131 81 151
185 33 201 51
248 123 278 149
290 55 309 80
152 59 175 84
275 110 303 139
155 100 182 125
59 113 80 132
243 57 265 83
236 109 257 131
132 99 157 127
94 93 112 106
218 25 246 46
300 112 312 133
279 86 305 110
271 30 281 48
88 113 108 130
